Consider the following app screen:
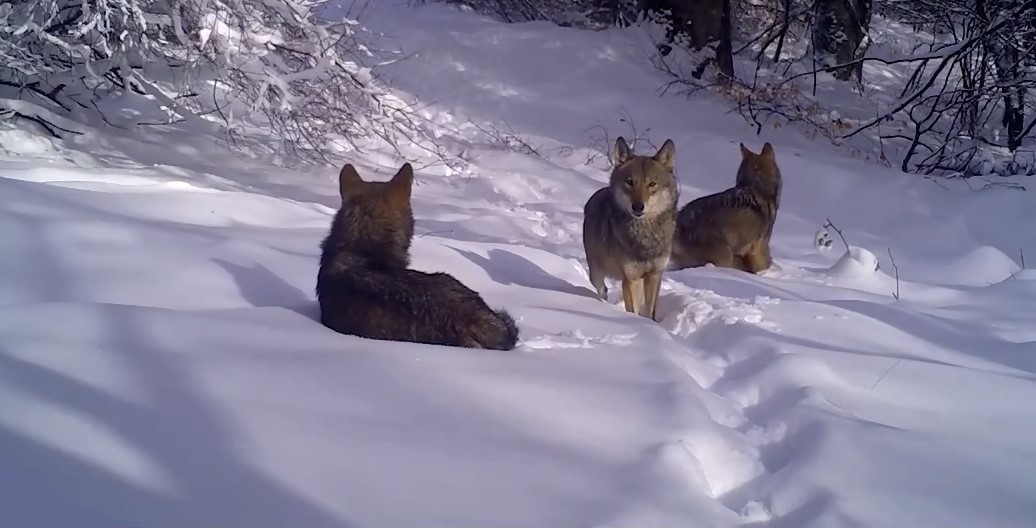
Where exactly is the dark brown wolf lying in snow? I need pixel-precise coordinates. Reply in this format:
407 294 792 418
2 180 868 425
317 162 519 350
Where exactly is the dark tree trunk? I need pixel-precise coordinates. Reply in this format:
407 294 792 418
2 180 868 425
684 0 725 49
716 0 734 78
640 0 734 78
979 0 1031 152
813 0 872 83
998 42 1025 151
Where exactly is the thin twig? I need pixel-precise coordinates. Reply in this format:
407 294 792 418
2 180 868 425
419 229 455 238
582 109 657 168
887 248 901 300
871 358 902 390
470 120 541 158
823 218 851 252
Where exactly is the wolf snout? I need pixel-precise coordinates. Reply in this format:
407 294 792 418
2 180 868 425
631 202 645 216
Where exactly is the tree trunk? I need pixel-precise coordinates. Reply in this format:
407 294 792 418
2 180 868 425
715 0 734 78
683 0 725 49
812 0 872 84
979 0 1031 152
641 0 733 77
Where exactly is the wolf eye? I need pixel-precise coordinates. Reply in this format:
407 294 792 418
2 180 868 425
625 178 633 186
648 181 657 188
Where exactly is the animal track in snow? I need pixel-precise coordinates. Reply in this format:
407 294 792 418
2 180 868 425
521 329 637 350
656 288 780 338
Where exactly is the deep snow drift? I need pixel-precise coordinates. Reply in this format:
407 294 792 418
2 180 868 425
1 2 1035 527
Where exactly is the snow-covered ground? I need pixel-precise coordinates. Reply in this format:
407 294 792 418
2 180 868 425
2 2 1036 527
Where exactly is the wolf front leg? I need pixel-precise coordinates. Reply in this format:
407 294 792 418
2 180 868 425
641 270 663 321
621 278 635 314
621 276 645 316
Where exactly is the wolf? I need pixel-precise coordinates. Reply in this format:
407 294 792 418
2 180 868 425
316 162 520 350
669 142 783 274
582 136 679 321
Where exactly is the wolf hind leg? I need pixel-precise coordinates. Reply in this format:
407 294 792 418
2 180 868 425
732 255 754 273
742 240 772 274
669 237 713 271
702 243 738 270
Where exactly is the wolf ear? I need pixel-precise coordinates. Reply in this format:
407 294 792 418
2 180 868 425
614 136 634 165
760 142 775 160
338 164 365 200
386 162 414 205
739 143 753 159
653 139 676 170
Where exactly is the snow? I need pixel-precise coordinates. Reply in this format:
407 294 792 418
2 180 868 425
2 1 1036 527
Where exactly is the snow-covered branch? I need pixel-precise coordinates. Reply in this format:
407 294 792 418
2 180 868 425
0 0 448 165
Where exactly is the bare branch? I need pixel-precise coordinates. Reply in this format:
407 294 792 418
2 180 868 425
887 248 900 301
824 218 851 253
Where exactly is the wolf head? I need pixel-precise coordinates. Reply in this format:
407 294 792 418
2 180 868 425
330 162 416 268
609 136 679 218
735 143 782 203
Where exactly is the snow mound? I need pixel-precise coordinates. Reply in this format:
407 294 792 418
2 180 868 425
0 125 61 156
827 246 880 278
924 245 1023 286
1010 269 1036 281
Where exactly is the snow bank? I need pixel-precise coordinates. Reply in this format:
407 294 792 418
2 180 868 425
1 1 1035 527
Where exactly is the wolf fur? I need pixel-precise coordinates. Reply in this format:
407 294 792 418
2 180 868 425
670 142 782 274
316 162 520 350
582 136 679 320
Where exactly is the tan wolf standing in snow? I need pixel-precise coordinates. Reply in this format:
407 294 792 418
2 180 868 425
670 142 782 274
316 162 520 350
582 137 679 321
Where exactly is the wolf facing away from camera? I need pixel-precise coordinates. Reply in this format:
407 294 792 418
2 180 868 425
582 137 679 321
316 162 520 350
670 142 783 274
